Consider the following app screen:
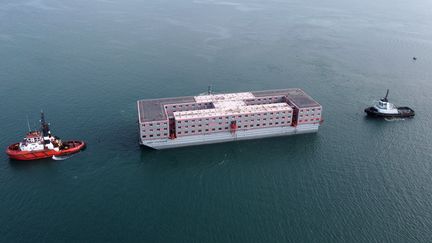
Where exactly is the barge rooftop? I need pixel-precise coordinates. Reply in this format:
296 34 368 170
137 89 320 122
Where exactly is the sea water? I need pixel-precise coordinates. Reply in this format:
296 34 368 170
1 0 432 242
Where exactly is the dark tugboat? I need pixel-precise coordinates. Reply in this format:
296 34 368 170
6 112 86 161
364 89 415 118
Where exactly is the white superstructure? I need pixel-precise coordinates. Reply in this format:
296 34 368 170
374 99 398 114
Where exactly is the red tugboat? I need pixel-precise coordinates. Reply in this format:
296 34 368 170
6 112 85 161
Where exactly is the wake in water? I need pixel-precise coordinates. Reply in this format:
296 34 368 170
52 154 74 160
384 117 405 122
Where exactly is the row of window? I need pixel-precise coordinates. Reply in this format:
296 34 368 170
142 133 168 138
166 102 212 109
177 112 291 124
176 116 291 129
299 113 321 118
246 101 280 105
298 118 321 123
176 121 290 135
142 122 167 127
142 127 168 133
300 108 321 113
247 96 282 102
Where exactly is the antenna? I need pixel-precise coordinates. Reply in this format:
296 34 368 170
26 115 31 132
207 85 212 95
385 89 389 99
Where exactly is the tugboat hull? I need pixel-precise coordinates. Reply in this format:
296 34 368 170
6 141 86 161
364 107 415 118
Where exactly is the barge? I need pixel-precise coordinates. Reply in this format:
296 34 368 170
137 89 323 149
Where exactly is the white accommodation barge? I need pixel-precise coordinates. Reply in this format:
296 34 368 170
137 89 322 149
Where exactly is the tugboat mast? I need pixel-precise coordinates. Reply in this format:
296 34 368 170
40 111 50 137
26 115 31 132
381 89 389 102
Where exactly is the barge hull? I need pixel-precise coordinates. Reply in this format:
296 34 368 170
140 124 319 150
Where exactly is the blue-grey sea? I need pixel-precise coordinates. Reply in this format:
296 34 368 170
1 0 432 242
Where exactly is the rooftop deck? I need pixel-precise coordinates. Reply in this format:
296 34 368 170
251 89 320 108
173 103 291 120
137 89 320 122
137 96 195 122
